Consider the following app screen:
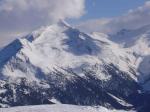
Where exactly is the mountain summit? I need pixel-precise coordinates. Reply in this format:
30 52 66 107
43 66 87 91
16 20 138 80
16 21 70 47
0 21 136 82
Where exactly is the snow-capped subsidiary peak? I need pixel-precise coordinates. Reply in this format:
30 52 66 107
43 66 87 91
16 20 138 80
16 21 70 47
110 24 150 47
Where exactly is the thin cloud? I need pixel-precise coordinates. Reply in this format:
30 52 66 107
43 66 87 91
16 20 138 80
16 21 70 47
77 1 150 34
0 0 85 47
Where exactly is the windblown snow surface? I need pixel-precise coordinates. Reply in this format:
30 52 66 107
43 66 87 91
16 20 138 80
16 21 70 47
0 104 135 112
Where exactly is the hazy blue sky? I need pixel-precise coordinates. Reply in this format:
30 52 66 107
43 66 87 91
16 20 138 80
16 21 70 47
71 0 149 23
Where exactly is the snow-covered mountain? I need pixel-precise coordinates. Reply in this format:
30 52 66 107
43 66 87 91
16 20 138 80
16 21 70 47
0 21 150 111
0 21 136 82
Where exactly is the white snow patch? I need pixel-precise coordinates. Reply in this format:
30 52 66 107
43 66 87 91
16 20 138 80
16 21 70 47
0 104 136 112
108 93 133 107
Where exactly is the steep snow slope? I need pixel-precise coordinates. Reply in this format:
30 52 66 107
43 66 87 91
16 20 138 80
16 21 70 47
110 25 150 91
0 104 135 112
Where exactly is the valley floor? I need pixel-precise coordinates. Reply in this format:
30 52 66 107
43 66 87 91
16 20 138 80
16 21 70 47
0 104 135 112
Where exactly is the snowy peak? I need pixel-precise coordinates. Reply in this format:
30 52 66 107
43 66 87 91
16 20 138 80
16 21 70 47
23 20 70 43
0 21 136 82
23 21 104 57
